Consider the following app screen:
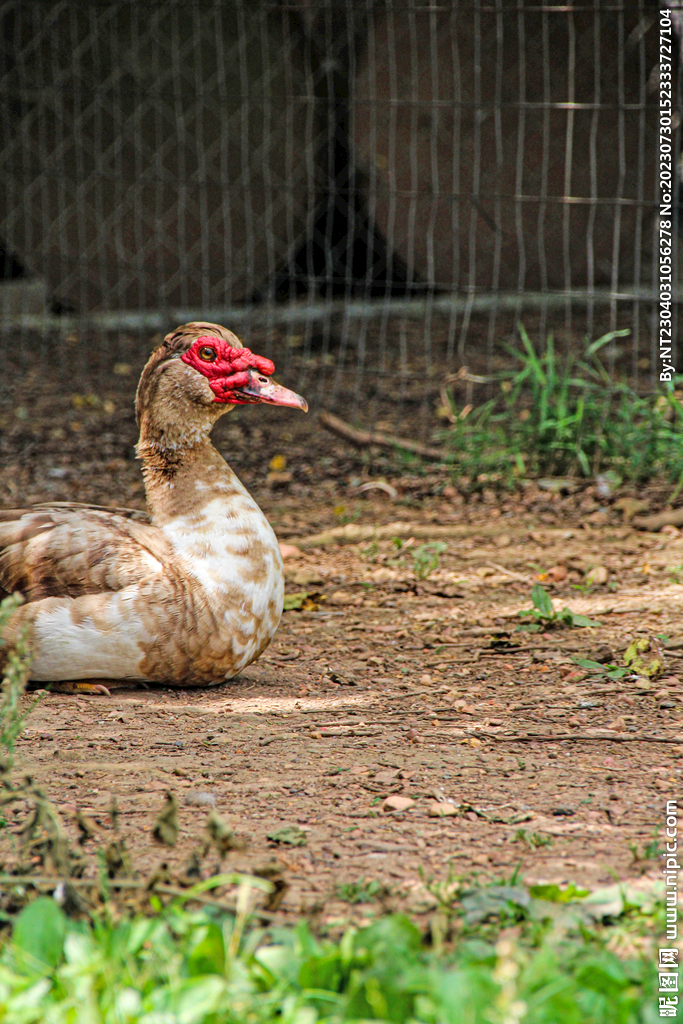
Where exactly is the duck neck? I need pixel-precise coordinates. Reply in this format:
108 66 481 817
137 434 245 527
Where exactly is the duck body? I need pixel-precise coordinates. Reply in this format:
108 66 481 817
0 323 306 688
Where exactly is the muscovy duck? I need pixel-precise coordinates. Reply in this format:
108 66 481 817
0 322 307 693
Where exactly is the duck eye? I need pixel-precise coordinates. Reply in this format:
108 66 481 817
198 346 217 362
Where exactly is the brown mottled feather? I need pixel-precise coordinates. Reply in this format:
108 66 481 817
0 506 175 602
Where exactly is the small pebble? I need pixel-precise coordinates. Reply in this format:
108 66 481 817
184 791 217 807
428 801 458 817
383 795 415 812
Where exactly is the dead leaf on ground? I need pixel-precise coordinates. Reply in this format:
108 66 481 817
368 567 399 583
104 838 131 878
283 591 323 611
152 791 179 846
624 637 664 679
76 807 107 844
267 471 292 488
206 810 246 855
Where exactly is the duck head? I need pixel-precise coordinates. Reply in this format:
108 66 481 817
135 322 307 448
180 335 308 411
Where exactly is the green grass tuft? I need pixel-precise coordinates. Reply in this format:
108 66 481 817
517 583 600 632
0 594 33 775
440 326 683 487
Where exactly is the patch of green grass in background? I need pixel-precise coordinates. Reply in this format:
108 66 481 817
335 877 387 904
0 875 662 1023
412 542 447 581
440 326 683 488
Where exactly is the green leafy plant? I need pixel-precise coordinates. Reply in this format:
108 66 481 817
419 861 464 912
629 836 662 863
0 594 34 774
0 876 662 1022
571 657 629 682
412 541 447 580
513 828 554 849
361 540 380 562
518 584 600 631
571 578 597 596
332 503 361 525
335 877 386 904
440 325 683 486
528 883 590 902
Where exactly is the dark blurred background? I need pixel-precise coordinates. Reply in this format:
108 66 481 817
0 1 673 396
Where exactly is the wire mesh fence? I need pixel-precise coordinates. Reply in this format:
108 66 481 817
0 0 673 413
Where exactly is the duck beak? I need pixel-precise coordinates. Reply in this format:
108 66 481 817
236 369 308 411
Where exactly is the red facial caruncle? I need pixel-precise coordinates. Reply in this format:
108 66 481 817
181 336 307 411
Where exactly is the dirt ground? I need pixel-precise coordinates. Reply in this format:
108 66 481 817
0 325 680 923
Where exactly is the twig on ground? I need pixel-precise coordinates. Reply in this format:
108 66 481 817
485 561 531 582
296 521 498 549
633 508 683 531
319 410 446 460
447 731 683 744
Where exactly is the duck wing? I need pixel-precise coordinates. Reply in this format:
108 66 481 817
29 501 150 522
0 504 173 603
